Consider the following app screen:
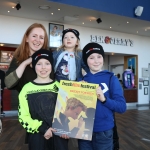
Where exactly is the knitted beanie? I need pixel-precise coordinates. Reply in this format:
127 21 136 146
82 42 105 66
32 49 53 71
62 28 80 41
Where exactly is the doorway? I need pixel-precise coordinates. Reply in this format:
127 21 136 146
110 64 124 80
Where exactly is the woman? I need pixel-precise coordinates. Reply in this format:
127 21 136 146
5 23 49 92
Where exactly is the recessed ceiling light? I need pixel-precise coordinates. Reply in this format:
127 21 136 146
110 27 112 28
127 21 129 23
8 11 10 13
12 6 14 8
51 13 53 15
0 44 4 46
145 29 147 31
82 22 84 24
39 5 50 10
137 31 138 33
58 8 60 11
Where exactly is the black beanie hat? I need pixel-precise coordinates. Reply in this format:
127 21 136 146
82 42 105 66
32 49 53 71
62 28 80 42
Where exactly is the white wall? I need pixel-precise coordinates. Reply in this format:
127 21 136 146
109 55 124 65
0 15 49 44
1 15 150 105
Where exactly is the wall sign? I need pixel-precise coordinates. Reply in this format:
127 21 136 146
127 57 136 75
90 35 133 47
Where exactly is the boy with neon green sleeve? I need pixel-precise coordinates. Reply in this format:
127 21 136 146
18 49 68 150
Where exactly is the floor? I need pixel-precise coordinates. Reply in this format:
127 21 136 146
0 105 150 150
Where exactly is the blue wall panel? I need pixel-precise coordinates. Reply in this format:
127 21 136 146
48 0 150 21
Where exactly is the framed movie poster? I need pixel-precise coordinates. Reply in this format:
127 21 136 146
127 57 136 75
49 23 64 48
0 51 14 63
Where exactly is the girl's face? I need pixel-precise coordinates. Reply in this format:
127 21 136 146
35 59 51 79
63 32 78 51
26 28 45 55
87 53 104 74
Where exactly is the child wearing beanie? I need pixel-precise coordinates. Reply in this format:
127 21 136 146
53 28 88 82
78 43 126 150
18 49 68 150
53 28 89 149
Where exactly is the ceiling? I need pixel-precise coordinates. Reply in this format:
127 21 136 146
0 0 150 55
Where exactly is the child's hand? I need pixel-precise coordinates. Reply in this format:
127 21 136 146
60 134 69 139
96 86 106 103
44 127 56 140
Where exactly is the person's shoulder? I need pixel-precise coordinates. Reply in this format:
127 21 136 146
106 71 118 82
19 82 33 94
102 70 114 77
76 50 83 59
22 82 33 89
53 49 63 57
77 50 82 55
107 72 120 84
53 80 59 86
51 80 59 92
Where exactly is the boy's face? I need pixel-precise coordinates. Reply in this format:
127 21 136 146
87 53 104 74
63 32 78 50
35 58 51 79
